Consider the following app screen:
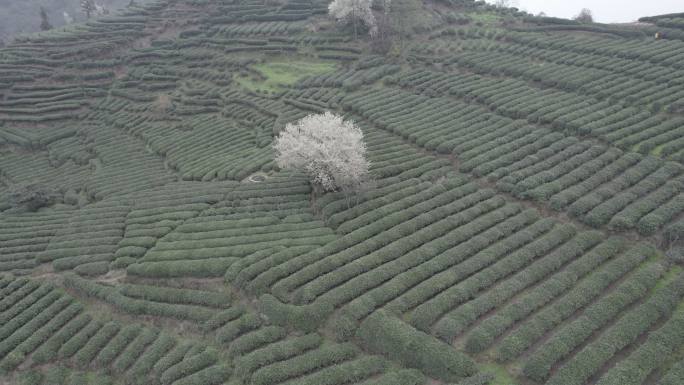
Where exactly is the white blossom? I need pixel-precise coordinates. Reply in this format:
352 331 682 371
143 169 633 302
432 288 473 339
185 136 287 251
274 112 370 194
63 12 74 24
328 0 377 36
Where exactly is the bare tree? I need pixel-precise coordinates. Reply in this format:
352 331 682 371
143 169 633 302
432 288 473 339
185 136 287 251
39 6 52 31
371 0 393 53
81 0 96 18
328 0 377 39
390 0 421 51
274 112 370 199
95 3 110 15
574 8 593 23
9 183 60 212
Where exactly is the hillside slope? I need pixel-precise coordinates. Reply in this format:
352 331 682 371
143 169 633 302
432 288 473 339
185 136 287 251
0 0 148 44
0 1 683 384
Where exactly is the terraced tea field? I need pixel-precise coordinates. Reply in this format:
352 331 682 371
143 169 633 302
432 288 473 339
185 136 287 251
0 0 683 384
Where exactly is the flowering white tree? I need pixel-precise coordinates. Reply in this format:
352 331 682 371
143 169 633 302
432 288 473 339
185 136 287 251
81 0 109 18
328 0 377 38
274 112 370 197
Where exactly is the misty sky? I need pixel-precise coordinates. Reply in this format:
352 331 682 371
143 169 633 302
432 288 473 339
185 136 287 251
490 0 683 23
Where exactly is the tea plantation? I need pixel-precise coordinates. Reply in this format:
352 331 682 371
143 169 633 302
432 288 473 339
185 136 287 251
0 0 683 384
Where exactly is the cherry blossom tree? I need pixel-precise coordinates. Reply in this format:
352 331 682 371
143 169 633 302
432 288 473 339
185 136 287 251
328 0 377 38
274 112 370 198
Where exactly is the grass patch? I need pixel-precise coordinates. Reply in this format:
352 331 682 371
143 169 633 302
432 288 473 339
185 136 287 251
479 362 519 385
471 12 501 24
235 58 337 93
652 143 665 156
657 265 684 292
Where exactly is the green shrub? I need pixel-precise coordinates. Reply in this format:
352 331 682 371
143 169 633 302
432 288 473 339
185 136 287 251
151 342 195 380
234 333 322 380
286 356 386 385
201 306 245 332
120 283 231 308
74 261 110 277
596 312 684 385
126 332 176 382
357 310 476 382
58 318 103 360
93 325 142 369
112 328 159 374
522 263 663 382
496 243 654 362
72 321 120 368
660 359 684 385
172 364 232 385
465 236 624 354
43 366 70 385
160 348 218 385
8 183 61 211
0 291 64 348
437 230 602 343
259 294 332 332
455 372 496 385
356 369 425 385
227 326 286 357
32 314 91 364
127 258 239 278
215 313 262 344
0 302 82 372
0 282 52 324
546 272 684 385
250 342 358 385
409 223 576 332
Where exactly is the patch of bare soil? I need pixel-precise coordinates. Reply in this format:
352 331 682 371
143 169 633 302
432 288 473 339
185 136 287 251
95 268 127 284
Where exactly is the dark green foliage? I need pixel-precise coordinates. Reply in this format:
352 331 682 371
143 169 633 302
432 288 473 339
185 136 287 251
660 359 684 385
454 372 496 385
32 314 91 364
226 326 286 357
172 364 232 385
496 243 655 362
464 235 622 353
126 332 176 382
74 261 110 276
0 302 82 372
8 183 60 211
596 312 684 385
160 348 218 385
17 369 43 385
93 325 142 369
259 294 332 332
437 230 603 343
250 342 358 385
522 263 664 382
63 274 217 322
151 342 195 380
112 328 159 374
72 321 121 368
120 283 231 308
233 333 322 380
357 369 426 385
357 310 476 382
546 272 684 385
409 223 576 332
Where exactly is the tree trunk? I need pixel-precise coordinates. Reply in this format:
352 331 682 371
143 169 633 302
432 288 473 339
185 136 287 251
352 7 358 40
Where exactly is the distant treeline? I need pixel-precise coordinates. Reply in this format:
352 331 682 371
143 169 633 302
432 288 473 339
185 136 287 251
0 0 145 44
